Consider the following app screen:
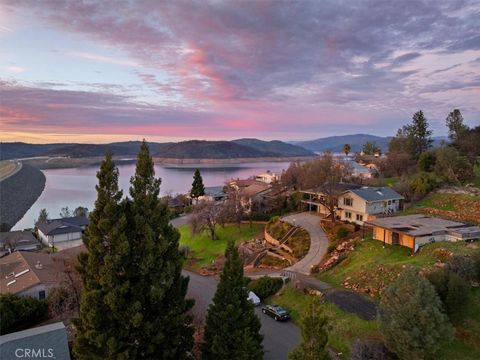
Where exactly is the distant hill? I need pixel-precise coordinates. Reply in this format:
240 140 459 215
293 134 392 153
0 139 314 160
294 134 449 153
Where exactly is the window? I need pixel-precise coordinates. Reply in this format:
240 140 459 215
39 290 45 300
356 214 363 221
343 198 353 206
345 212 352 219
388 200 391 205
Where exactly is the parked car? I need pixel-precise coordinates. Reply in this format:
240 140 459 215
261 305 290 321
248 291 261 306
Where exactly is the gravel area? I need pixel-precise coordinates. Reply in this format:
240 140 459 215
0 164 46 230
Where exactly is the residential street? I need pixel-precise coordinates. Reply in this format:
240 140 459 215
185 271 301 360
282 213 329 274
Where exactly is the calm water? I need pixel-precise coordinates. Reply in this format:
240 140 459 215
13 161 290 230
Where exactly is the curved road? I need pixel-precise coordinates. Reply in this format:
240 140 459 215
282 213 328 275
185 271 300 360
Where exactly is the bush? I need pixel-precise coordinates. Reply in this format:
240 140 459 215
336 227 349 239
427 269 469 323
350 338 396 360
327 242 337 253
448 255 479 285
247 276 284 300
0 294 48 335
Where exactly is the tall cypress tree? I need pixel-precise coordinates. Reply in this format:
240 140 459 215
201 240 263 360
190 169 205 203
74 143 194 359
74 152 128 359
289 298 330 360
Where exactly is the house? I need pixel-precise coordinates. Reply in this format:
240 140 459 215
36 215 89 249
0 231 41 257
228 179 271 211
255 171 280 184
199 186 228 202
0 251 57 299
338 187 404 225
367 214 480 252
300 184 362 216
0 322 71 360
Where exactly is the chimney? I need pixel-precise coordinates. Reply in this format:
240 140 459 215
35 260 43 270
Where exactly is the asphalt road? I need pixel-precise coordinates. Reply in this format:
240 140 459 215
185 271 301 360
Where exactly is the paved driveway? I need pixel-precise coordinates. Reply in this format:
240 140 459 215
185 271 300 360
282 213 328 275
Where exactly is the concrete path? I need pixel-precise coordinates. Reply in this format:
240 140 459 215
282 212 328 275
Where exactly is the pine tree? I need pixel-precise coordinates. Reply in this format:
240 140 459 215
379 267 453 360
446 109 469 143
409 110 433 159
36 208 49 225
289 298 330 360
190 169 205 203
201 240 263 360
74 145 194 359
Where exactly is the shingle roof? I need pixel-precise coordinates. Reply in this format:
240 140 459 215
302 183 362 194
0 251 57 295
0 231 40 251
36 216 88 236
348 187 403 202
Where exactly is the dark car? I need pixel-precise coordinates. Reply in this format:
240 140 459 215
261 305 290 321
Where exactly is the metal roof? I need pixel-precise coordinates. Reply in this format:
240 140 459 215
347 187 403 202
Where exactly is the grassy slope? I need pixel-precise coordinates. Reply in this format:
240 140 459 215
318 238 476 293
178 223 263 268
268 285 380 356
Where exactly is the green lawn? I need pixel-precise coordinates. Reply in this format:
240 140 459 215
268 285 380 357
178 223 263 268
318 238 477 296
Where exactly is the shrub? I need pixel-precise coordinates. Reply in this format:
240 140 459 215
448 255 479 285
247 276 284 300
0 294 48 335
336 227 349 239
327 242 337 253
427 269 469 323
350 338 396 360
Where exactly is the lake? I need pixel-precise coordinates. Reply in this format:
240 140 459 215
13 161 290 230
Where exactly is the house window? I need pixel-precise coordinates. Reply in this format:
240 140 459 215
343 198 353 206
388 200 391 205
39 290 46 300
356 214 363 221
345 212 352 219
392 200 396 204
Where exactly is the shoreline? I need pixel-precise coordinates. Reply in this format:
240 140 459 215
21 155 315 170
0 164 46 230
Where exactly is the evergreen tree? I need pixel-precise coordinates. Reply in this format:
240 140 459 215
342 143 351 157
378 267 453 360
36 208 49 225
190 169 205 203
446 109 468 143
408 110 433 159
202 240 263 360
74 145 194 359
289 298 330 360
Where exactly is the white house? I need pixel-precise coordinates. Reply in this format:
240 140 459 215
36 215 89 249
338 187 404 225
255 171 280 184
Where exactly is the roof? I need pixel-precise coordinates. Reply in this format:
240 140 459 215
0 322 70 360
346 187 403 202
366 214 479 237
0 231 40 251
37 215 89 236
302 183 362 194
241 183 270 197
0 251 57 295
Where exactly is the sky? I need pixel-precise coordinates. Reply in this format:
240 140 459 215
0 0 479 144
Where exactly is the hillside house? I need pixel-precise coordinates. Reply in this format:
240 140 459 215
0 231 40 257
36 215 89 249
254 171 280 184
0 251 56 299
338 187 404 225
300 184 362 216
366 214 480 252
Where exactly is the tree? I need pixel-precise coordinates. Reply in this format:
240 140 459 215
74 146 194 359
59 206 72 218
0 294 48 335
36 208 49 225
73 206 88 217
362 142 380 156
434 146 474 184
378 267 453 360
201 240 263 359
418 150 436 172
289 298 330 360
189 200 225 240
190 169 205 203
343 143 351 157
408 110 433 159
446 109 468 143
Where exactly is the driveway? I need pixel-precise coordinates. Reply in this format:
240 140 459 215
185 271 301 360
282 213 328 275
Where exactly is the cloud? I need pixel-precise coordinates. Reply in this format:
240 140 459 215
71 52 139 67
5 65 26 73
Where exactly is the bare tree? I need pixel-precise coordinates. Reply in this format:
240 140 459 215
189 201 226 240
